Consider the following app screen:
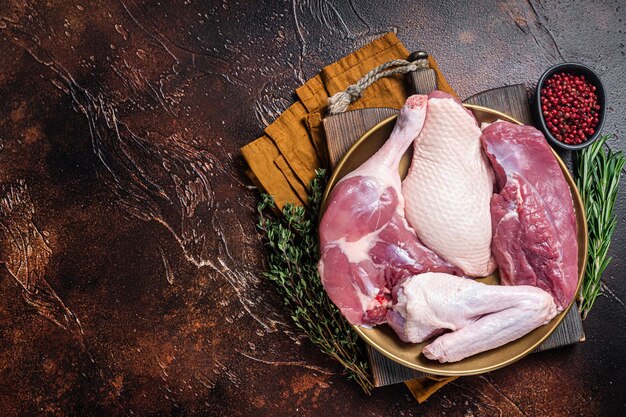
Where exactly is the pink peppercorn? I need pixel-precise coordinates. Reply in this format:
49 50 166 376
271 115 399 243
540 72 601 145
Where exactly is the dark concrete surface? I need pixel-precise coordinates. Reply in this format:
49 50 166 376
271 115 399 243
0 1 625 416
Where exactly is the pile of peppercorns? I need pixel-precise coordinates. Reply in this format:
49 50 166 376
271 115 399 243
540 72 601 145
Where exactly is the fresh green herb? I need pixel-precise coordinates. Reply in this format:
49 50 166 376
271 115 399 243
257 169 374 393
575 135 625 319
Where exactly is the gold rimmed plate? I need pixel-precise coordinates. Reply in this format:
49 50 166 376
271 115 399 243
321 104 588 376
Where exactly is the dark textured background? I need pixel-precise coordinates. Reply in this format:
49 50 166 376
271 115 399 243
0 1 625 416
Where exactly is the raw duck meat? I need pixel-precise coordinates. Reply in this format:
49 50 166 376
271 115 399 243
402 91 496 277
481 121 578 310
318 95 461 326
388 272 557 363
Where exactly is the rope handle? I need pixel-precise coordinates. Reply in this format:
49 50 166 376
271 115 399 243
327 53 431 115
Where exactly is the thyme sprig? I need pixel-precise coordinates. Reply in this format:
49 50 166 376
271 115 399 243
257 169 374 393
575 135 625 319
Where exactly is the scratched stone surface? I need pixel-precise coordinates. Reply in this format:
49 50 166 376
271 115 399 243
0 0 625 416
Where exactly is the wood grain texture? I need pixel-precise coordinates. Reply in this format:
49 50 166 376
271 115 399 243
1 0 624 415
324 108 398 167
464 84 534 125
323 67 436 168
408 69 438 95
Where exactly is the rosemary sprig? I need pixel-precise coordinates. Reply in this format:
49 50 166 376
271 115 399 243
575 135 625 319
257 169 374 393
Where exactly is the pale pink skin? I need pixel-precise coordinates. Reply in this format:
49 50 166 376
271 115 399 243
402 91 496 277
392 272 557 363
481 121 578 310
318 95 460 326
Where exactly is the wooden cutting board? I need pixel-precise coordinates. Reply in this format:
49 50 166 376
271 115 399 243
323 83 585 387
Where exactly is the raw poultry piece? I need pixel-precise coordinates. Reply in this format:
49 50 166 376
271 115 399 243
402 91 495 277
481 121 578 310
388 272 557 363
318 95 460 326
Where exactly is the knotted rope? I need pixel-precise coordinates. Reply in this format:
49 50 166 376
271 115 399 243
327 58 430 115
